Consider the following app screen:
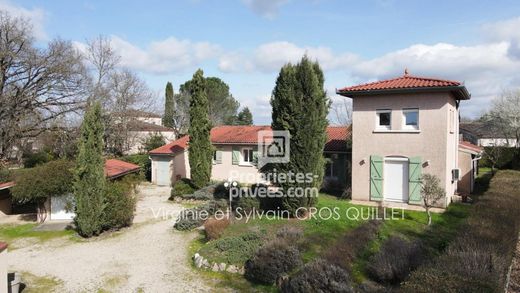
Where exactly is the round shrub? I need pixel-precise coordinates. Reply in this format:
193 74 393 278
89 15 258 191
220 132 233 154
245 240 303 285
367 236 425 284
281 259 354 293
121 154 152 181
102 180 137 230
169 178 197 200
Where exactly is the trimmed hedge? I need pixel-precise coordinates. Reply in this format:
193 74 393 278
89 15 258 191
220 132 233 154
480 146 520 170
402 170 520 292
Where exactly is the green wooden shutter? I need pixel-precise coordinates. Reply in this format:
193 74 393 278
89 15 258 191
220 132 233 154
232 148 240 165
408 157 422 204
252 149 258 166
370 155 383 201
215 150 222 164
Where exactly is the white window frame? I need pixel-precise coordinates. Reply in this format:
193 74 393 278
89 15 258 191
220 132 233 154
376 109 392 130
402 108 419 130
240 147 254 165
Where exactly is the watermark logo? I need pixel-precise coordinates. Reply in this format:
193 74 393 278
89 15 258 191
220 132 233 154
257 130 290 168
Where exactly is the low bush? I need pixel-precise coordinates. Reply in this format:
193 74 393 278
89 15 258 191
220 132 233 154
169 178 197 200
252 184 283 211
403 170 520 292
120 154 152 181
200 231 264 265
204 217 230 240
22 150 54 168
102 180 137 230
281 259 354 293
367 236 424 284
174 199 229 231
323 220 381 271
233 195 260 213
245 239 303 285
276 226 303 243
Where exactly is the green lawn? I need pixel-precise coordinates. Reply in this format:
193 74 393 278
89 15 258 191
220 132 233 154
0 223 76 248
193 194 472 291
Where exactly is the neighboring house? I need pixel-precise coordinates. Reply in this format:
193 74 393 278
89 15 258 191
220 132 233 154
113 110 176 154
460 122 518 147
149 125 351 186
458 141 482 194
0 159 140 221
337 71 480 207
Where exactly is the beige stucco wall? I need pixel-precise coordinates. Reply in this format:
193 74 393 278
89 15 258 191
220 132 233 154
0 243 7 293
211 145 262 184
458 150 474 195
351 92 459 207
127 130 176 155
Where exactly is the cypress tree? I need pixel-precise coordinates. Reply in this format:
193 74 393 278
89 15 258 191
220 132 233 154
163 82 175 128
188 69 213 188
73 102 106 237
270 56 330 216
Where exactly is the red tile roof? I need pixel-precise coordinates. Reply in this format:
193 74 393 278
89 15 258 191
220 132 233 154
150 125 352 155
459 141 482 154
337 73 470 100
105 159 141 179
0 181 15 190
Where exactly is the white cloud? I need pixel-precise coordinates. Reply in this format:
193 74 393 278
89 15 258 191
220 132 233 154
76 35 222 75
242 0 289 19
0 0 47 40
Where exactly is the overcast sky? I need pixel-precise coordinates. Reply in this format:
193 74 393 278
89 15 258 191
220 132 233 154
4 0 520 124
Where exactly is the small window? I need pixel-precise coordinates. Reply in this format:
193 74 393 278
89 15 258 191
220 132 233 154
376 110 391 130
213 151 217 161
403 109 419 130
242 148 254 163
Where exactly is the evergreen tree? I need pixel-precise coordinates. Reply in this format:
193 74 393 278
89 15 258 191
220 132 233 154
270 56 330 216
236 107 254 125
163 82 175 128
188 69 213 188
73 102 106 237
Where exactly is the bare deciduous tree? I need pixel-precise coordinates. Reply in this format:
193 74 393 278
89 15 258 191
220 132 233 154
488 90 520 149
83 36 157 155
0 11 87 160
331 97 353 125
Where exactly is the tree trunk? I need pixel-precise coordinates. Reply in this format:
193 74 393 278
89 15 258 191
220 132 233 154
427 208 432 226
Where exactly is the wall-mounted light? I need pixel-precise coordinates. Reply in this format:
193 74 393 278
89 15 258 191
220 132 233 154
360 158 366 165
422 160 430 167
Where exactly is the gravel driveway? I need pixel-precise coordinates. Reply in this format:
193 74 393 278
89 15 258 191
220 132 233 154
7 183 211 292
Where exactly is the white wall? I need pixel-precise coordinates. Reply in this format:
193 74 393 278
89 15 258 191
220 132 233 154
479 138 518 147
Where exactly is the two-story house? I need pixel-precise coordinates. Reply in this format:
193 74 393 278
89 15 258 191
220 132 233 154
337 71 480 207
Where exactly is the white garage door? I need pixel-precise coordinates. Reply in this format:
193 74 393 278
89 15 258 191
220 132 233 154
155 159 171 186
383 158 409 202
50 194 75 220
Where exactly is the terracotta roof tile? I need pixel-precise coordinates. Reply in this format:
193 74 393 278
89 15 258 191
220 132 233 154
127 120 175 132
104 159 141 179
337 73 470 100
150 125 351 155
459 141 482 154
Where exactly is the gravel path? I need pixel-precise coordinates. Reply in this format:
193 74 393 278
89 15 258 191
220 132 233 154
8 183 211 292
